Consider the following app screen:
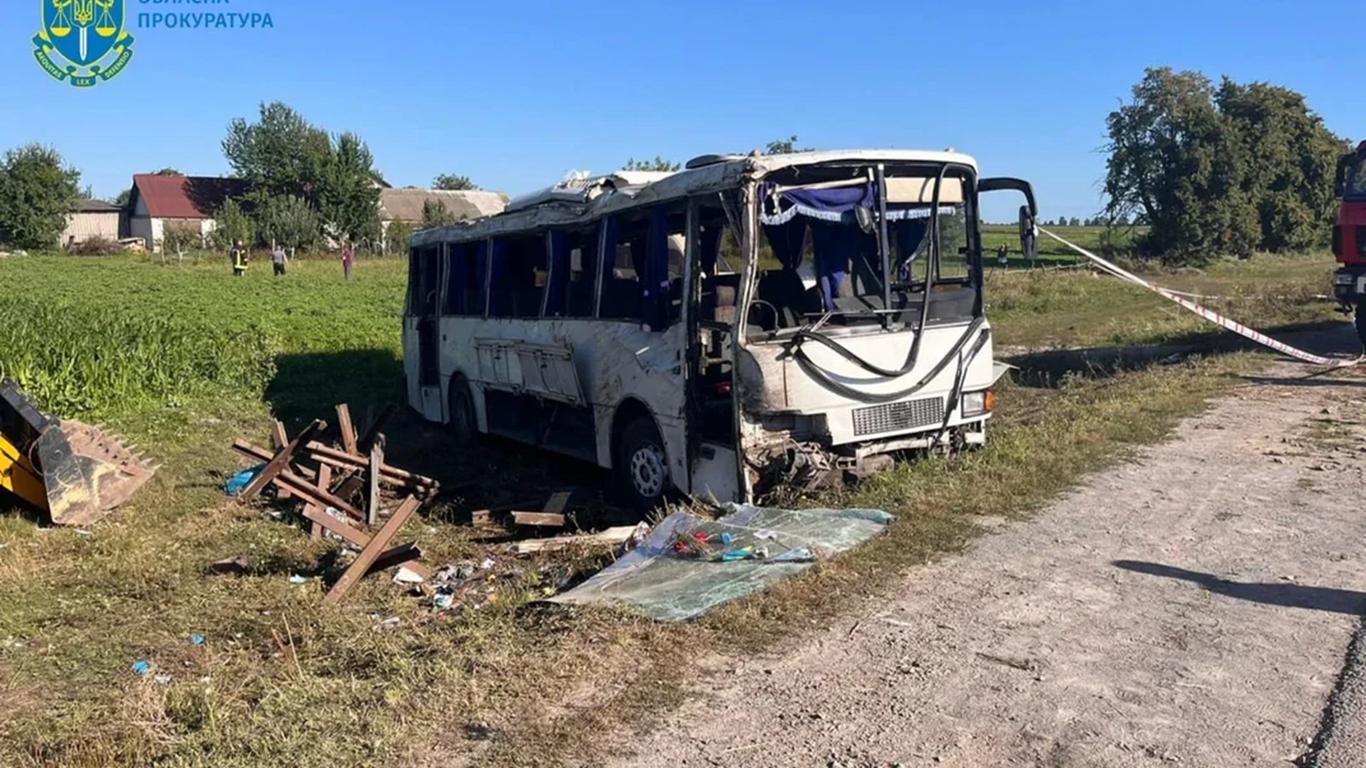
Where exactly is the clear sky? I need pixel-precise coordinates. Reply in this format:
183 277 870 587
3 0 1361 221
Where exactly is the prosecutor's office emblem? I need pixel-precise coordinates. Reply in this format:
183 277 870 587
33 0 134 87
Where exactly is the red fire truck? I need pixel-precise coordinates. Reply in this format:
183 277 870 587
1333 141 1366 344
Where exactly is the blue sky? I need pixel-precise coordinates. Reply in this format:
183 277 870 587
3 0 1361 221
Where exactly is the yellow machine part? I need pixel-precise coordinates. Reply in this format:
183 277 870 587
0 430 49 511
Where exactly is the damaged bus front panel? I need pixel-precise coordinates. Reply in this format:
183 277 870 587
697 155 1034 500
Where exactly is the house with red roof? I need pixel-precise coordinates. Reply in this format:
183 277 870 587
127 173 249 252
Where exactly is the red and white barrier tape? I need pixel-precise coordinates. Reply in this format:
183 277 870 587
1038 227 1357 368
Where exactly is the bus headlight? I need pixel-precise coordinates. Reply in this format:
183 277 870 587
961 390 991 417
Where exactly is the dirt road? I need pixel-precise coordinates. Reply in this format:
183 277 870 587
608 361 1366 767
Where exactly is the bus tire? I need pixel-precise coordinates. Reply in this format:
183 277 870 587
1355 301 1366 352
616 417 670 512
448 375 478 448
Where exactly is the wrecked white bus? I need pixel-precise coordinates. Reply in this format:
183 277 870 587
403 150 1035 508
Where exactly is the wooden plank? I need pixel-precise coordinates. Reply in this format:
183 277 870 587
300 503 370 548
272 421 294 500
276 471 364 521
543 490 573 515
367 542 427 578
325 496 420 603
511 511 566 528
335 404 358 456
367 440 384 526
237 420 324 502
271 420 289 450
470 509 493 527
357 404 396 454
232 441 317 481
515 525 640 554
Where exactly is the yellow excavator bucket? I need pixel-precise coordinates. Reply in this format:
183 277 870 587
0 381 157 526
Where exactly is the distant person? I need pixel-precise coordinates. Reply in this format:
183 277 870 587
271 245 289 276
996 243 1009 266
1018 206 1038 268
340 243 354 281
230 240 248 277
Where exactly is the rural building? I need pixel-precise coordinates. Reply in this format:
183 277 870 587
61 199 122 247
127 174 249 252
378 188 507 252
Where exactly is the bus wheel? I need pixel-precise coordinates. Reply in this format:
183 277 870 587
617 418 669 512
448 376 477 448
1355 302 1366 352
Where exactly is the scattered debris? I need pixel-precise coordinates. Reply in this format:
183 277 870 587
209 555 257 576
515 524 644 554
189 633 205 646
131 660 151 676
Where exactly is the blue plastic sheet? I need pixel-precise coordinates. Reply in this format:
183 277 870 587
224 464 265 496
551 503 893 621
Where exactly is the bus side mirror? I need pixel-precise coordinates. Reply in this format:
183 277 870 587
979 177 1038 218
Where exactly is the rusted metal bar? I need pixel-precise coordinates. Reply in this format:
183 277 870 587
308 464 332 540
237 420 324 502
276 470 364 521
325 495 420 603
303 441 436 488
233 440 317 480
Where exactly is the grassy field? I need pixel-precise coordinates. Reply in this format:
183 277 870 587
0 245 1348 766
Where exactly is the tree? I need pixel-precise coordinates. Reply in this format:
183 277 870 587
1104 67 1344 262
161 221 201 263
433 173 478 191
621 156 680 172
422 199 457 229
211 198 254 250
765 135 811 154
255 194 320 250
318 131 382 245
154 167 181 176
223 102 382 248
0 144 80 249
222 102 331 203
112 188 132 208
384 220 413 256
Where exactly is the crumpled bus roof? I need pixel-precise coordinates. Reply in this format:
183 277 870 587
410 149 978 247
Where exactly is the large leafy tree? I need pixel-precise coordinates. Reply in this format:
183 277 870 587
1105 68 1345 261
222 102 381 246
0 145 81 250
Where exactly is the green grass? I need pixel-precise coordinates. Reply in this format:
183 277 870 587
0 248 1350 766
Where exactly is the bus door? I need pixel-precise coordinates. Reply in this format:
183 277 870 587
409 244 444 421
685 197 744 502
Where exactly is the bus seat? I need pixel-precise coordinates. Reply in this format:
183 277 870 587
757 269 819 328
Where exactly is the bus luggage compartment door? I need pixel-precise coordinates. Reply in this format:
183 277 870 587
474 339 586 406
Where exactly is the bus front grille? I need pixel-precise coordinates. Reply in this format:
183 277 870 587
851 397 945 437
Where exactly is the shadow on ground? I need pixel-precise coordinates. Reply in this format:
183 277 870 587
262 349 633 527
1115 560 1366 616
1006 320 1354 389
